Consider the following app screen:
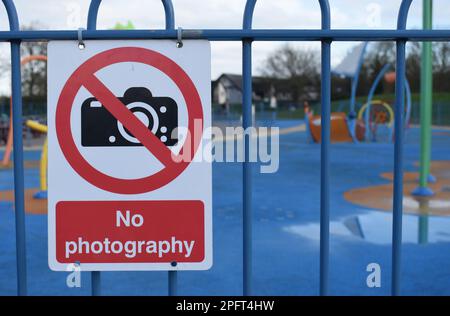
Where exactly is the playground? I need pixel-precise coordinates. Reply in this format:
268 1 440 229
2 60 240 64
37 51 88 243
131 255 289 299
1 0 450 298
1 44 450 295
1 121 450 295
1 41 450 296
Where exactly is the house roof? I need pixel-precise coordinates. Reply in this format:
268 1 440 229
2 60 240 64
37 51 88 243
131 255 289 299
216 73 245 91
216 73 282 92
214 73 318 99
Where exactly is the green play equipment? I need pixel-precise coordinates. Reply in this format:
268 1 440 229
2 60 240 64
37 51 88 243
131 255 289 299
413 0 435 197
113 20 135 30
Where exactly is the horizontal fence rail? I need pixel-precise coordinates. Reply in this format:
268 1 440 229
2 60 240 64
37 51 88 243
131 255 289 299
1 0 448 297
0 29 450 41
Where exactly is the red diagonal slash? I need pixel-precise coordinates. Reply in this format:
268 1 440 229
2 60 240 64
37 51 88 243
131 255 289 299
82 74 177 167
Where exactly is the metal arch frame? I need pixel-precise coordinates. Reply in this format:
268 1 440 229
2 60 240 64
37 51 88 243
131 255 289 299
365 64 391 141
348 42 369 143
364 64 413 142
0 0 439 297
242 0 256 297
87 0 175 31
392 0 413 297
348 42 369 114
389 75 412 142
1 0 27 297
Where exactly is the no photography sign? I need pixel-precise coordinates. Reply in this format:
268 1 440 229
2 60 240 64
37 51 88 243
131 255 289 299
47 40 212 271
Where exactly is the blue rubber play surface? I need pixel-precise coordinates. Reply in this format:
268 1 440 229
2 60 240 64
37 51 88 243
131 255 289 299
1 121 450 296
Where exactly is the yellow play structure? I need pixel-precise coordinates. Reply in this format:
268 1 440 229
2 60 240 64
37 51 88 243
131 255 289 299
357 100 394 127
25 119 47 198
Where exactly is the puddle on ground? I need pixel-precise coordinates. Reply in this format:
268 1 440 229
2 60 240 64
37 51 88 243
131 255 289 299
283 210 450 245
403 196 450 209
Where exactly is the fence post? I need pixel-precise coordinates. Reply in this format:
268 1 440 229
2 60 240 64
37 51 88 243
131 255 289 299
159 0 178 296
242 0 256 296
318 0 331 297
86 0 103 295
392 0 412 297
2 0 28 297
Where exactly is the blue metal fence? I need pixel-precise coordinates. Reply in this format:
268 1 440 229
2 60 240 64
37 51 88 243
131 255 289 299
1 0 448 297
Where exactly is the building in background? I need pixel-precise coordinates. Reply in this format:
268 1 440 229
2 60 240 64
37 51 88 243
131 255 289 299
212 73 318 111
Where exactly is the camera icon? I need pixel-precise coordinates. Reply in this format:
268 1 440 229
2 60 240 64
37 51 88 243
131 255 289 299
81 87 178 147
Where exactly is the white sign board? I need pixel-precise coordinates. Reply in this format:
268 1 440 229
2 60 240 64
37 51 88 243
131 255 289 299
47 40 212 271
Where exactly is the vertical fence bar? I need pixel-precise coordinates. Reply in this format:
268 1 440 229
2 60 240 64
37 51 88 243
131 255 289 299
87 0 177 297
242 0 256 296
87 0 101 30
2 0 27 296
168 269 177 296
162 0 175 30
392 0 412 296
160 0 177 297
91 270 101 296
318 0 331 296
87 0 102 295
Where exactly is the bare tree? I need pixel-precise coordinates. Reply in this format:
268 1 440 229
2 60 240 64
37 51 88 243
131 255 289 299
406 42 421 92
433 42 450 92
260 44 320 102
434 42 450 73
363 42 396 78
0 21 47 98
21 22 47 98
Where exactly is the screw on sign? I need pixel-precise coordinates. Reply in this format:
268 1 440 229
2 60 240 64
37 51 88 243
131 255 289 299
47 41 212 271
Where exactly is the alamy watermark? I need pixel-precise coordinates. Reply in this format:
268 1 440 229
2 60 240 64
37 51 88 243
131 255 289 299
66 262 81 288
65 2 83 29
168 120 280 174
366 3 382 28
366 262 381 288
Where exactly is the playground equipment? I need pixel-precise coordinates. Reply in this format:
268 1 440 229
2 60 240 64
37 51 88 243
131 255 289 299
357 100 394 141
360 63 412 142
1 103 12 166
25 119 47 199
1 55 47 167
413 0 435 197
308 112 353 143
306 43 412 143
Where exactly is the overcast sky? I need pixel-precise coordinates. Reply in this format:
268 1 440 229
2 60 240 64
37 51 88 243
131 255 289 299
0 0 449 96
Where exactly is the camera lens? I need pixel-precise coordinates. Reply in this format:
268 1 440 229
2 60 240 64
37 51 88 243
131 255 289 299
117 102 159 144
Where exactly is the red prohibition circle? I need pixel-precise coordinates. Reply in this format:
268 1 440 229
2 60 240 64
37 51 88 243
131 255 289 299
56 47 204 194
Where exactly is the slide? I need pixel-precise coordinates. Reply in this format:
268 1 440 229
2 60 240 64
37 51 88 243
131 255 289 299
308 112 354 143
